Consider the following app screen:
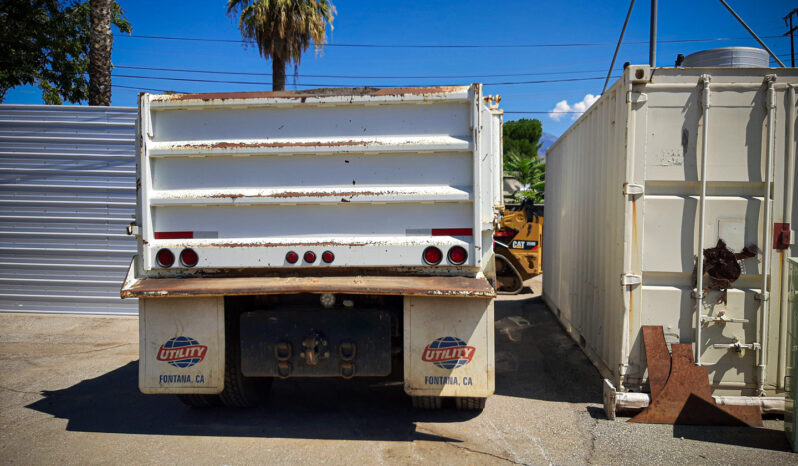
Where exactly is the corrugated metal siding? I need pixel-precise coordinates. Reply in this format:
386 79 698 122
0 105 137 314
542 77 629 383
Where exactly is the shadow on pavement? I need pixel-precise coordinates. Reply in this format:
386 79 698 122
25 292 605 440
26 361 472 441
494 295 603 404
673 424 791 452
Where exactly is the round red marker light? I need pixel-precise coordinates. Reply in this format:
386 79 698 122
321 251 335 263
447 246 468 265
180 248 199 267
156 248 174 268
303 251 317 263
423 246 443 265
286 251 299 264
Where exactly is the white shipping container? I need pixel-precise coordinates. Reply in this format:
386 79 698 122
544 65 797 396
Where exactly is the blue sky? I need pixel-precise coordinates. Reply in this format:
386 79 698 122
4 0 795 135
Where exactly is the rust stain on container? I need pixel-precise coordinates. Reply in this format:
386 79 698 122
153 86 468 103
175 140 377 151
204 189 394 199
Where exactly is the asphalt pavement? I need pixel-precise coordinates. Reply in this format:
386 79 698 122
0 277 794 465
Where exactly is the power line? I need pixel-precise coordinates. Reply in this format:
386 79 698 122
114 64 622 79
118 33 783 49
113 73 620 87
110 84 582 115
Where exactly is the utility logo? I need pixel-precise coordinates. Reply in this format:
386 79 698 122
157 336 207 368
422 336 475 369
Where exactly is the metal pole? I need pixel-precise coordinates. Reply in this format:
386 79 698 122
649 0 657 67
603 0 636 94
695 75 711 366
790 13 795 67
718 0 786 67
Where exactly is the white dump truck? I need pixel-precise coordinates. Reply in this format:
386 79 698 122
121 85 503 410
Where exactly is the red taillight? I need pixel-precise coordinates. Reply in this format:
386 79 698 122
286 251 299 264
447 246 468 265
156 249 174 267
321 251 335 263
304 251 317 263
423 246 442 265
180 248 198 267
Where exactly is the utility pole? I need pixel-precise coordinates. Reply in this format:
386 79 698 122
650 0 657 67
785 9 798 67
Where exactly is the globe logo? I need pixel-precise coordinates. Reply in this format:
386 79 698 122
422 336 476 369
157 336 208 368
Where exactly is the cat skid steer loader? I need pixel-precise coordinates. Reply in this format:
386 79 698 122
493 201 543 294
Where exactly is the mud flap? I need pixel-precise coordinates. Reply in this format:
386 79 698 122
403 296 494 397
139 297 225 394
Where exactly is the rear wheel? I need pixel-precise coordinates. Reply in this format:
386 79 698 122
455 397 486 411
219 309 272 408
495 253 524 294
177 394 222 408
411 396 442 410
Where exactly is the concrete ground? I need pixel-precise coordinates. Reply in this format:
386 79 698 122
0 277 795 465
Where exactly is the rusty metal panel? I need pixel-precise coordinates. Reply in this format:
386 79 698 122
121 266 495 299
0 105 138 315
135 85 502 276
543 66 798 397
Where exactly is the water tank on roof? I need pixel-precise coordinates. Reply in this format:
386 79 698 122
682 47 769 68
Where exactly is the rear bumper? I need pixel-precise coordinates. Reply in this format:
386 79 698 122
121 261 495 299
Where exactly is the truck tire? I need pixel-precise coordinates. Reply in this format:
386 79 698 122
455 397 486 411
219 310 272 408
411 396 442 409
177 394 222 408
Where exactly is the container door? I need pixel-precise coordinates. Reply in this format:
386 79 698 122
636 75 774 393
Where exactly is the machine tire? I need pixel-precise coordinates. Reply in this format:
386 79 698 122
455 397 486 411
219 310 272 408
411 396 442 410
495 252 524 295
177 394 222 408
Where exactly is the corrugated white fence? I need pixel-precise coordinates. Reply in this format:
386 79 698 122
0 105 138 315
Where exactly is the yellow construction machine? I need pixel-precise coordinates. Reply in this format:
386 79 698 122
494 200 543 294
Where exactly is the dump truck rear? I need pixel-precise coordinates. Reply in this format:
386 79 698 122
121 85 503 409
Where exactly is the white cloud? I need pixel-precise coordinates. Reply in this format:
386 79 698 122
549 94 598 121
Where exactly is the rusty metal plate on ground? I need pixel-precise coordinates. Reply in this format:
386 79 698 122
122 273 495 299
630 331 763 427
642 326 671 400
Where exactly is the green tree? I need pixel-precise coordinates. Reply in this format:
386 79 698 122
503 118 543 159
503 118 545 203
0 0 131 104
227 0 336 91
504 151 545 204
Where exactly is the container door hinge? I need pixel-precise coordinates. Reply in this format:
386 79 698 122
623 183 644 196
627 92 648 104
620 273 642 286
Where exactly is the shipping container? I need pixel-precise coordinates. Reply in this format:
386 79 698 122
543 65 797 397
121 85 503 409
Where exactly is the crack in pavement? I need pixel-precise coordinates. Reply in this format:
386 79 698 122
445 442 529 465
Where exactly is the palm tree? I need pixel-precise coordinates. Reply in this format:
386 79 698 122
504 151 545 203
89 0 112 105
227 0 336 91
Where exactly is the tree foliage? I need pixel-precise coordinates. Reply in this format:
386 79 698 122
227 0 335 91
503 118 543 159
0 0 130 104
503 118 545 203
